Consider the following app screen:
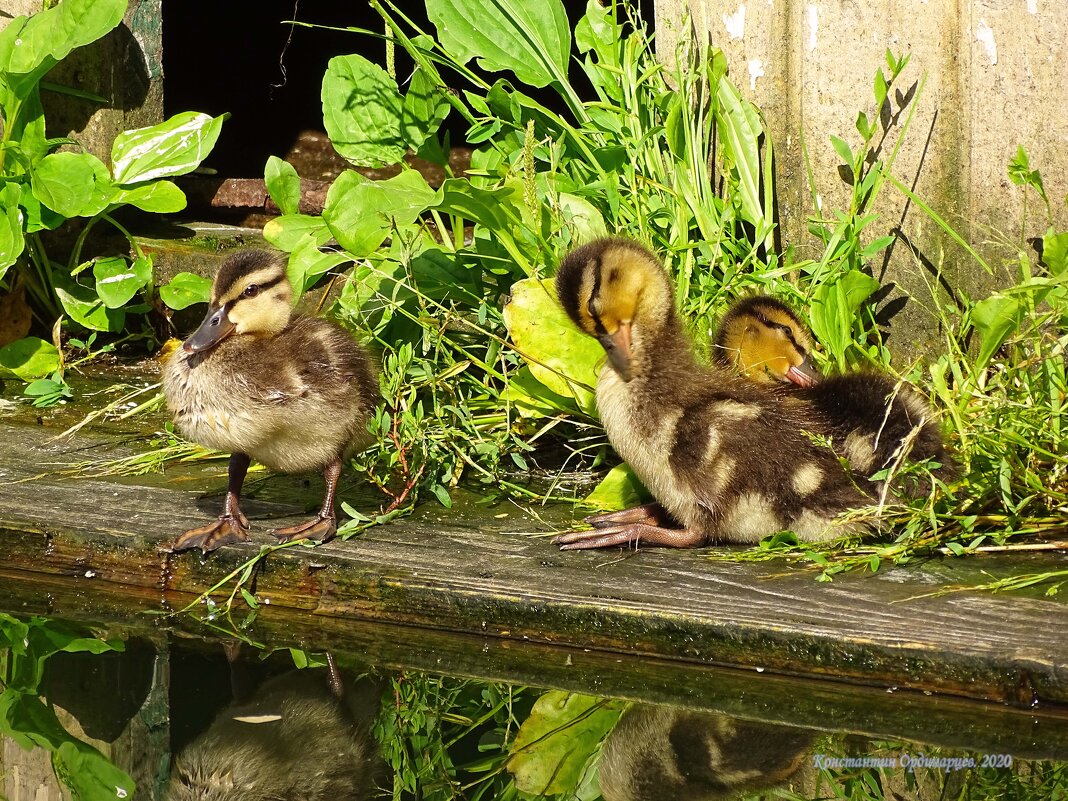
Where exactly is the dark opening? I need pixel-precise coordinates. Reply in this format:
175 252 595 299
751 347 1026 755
162 1 657 178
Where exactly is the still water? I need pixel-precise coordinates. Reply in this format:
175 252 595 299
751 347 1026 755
1 606 1066 801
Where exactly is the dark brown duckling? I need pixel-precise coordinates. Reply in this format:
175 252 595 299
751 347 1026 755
162 250 378 552
712 294 952 491
552 238 871 550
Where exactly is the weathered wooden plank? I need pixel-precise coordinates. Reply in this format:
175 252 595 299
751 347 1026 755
1 409 1067 708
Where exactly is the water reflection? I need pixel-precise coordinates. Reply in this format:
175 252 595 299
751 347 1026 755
598 706 812 801
1 613 1067 801
166 662 381 801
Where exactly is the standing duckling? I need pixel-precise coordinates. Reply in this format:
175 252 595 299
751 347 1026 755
712 294 951 490
552 238 870 550
162 250 378 552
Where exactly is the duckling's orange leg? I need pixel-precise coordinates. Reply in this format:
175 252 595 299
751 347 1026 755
171 453 252 553
272 458 342 545
553 523 707 550
584 502 674 528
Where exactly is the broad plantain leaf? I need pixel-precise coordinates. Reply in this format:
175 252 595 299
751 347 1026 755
265 155 302 216
971 293 1023 367
112 112 227 184
321 54 405 167
503 278 601 416
159 272 211 311
427 0 571 89
93 255 152 309
323 169 434 258
507 691 623 796
583 463 650 512
31 152 111 218
0 336 60 381
0 184 26 279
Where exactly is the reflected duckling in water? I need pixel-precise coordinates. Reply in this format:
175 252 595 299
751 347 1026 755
162 250 378 552
599 704 813 801
166 665 381 801
553 238 870 550
712 294 951 492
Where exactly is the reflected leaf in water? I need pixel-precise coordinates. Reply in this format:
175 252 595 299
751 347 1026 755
598 705 813 801
0 613 135 801
166 668 380 801
507 691 624 798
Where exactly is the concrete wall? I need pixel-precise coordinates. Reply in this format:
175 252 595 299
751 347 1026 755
656 0 1068 356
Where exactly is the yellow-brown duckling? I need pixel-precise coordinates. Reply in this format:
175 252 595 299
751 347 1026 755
712 294 951 491
162 250 378 552
552 238 870 550
712 295 820 387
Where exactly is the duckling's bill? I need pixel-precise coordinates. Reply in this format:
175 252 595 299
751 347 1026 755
597 321 633 380
184 304 236 353
785 356 820 388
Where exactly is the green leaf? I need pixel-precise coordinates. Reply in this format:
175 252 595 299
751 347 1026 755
92 255 152 309
810 269 880 363
321 54 405 167
507 692 623 795
584 464 650 512
575 0 620 63
285 236 349 297
557 193 607 241
1041 228 1068 275
19 182 65 234
159 272 211 310
860 235 896 259
971 292 1023 367
55 276 125 332
664 95 686 159
0 337 60 381
1007 144 1046 201
31 152 111 218
716 77 767 230
502 366 579 417
427 0 571 89
855 111 871 140
503 278 601 416
263 214 332 253
54 740 136 801
433 178 522 230
264 156 302 216
112 112 227 184
830 135 854 168
0 184 26 278
873 68 888 109
431 484 453 508
323 169 435 258
109 180 187 213
402 57 451 150
0 0 126 95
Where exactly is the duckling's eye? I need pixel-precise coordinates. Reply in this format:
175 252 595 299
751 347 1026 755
242 284 260 298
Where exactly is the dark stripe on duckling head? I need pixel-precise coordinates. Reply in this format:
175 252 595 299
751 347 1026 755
225 273 287 309
211 250 286 303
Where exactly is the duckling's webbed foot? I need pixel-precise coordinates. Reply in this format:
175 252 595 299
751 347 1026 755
554 523 707 550
171 453 252 553
272 514 337 545
584 502 674 528
172 511 252 553
271 458 342 545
